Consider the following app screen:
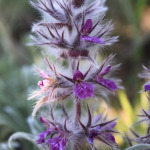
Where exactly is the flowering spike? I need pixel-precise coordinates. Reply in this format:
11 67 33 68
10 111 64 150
29 0 121 149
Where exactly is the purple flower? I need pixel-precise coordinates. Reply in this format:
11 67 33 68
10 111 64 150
37 116 68 150
97 65 118 90
103 133 116 144
101 121 117 144
46 127 66 150
39 116 49 125
102 121 117 131
81 19 103 44
144 84 150 92
38 71 54 89
38 128 51 144
37 116 51 144
89 122 117 145
73 70 95 99
89 126 101 144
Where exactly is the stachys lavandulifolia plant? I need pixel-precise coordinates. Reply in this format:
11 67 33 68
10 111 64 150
8 0 121 150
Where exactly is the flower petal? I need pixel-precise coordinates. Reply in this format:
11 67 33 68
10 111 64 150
144 84 150 92
100 65 111 76
39 116 48 125
102 122 117 130
40 72 49 79
73 70 84 81
89 128 101 144
38 81 43 89
97 77 118 91
38 80 51 89
103 133 116 143
51 143 60 150
74 81 95 99
59 138 66 150
38 128 51 144
81 35 103 44
81 19 93 35
46 135 62 144
89 136 94 144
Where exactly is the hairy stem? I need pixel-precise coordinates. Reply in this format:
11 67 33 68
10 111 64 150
75 98 81 120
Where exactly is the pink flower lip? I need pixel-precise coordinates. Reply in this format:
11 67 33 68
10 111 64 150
38 80 51 89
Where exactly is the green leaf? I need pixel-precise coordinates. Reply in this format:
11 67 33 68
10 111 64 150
118 90 135 125
4 106 29 132
126 144 150 150
135 0 148 23
0 113 19 131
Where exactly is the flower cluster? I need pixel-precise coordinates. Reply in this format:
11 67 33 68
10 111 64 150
37 105 119 150
29 54 121 118
29 0 120 149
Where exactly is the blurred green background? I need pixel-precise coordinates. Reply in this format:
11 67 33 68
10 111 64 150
0 0 150 149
